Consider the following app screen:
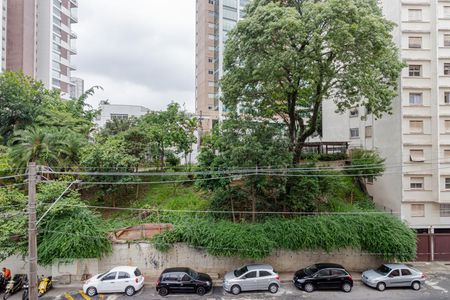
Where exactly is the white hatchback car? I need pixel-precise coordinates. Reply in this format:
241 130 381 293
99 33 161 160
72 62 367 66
83 266 145 297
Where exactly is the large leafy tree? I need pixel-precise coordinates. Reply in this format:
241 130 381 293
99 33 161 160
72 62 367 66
222 0 404 164
0 72 48 144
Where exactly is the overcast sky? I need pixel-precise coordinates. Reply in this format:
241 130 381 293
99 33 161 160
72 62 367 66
72 0 196 112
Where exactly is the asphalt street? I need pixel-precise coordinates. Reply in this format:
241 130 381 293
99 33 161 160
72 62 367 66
4 272 448 300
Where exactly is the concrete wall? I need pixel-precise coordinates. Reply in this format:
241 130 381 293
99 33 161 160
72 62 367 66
1 243 384 282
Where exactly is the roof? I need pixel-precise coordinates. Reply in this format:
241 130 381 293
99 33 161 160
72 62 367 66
162 267 192 274
316 263 345 270
246 264 273 271
109 266 138 272
384 263 409 269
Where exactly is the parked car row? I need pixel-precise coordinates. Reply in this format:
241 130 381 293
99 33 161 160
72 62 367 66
81 263 426 297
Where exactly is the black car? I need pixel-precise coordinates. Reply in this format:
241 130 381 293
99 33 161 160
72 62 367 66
156 267 212 296
293 263 353 293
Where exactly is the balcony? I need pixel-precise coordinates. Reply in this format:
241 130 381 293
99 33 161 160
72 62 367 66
69 0 78 8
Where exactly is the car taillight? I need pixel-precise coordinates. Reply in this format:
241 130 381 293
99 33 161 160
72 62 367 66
275 276 280 280
135 278 138 283
421 274 426 279
347 275 353 280
156 280 160 286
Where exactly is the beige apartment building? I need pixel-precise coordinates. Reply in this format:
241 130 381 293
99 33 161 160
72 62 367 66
6 0 79 98
195 0 249 130
323 0 450 260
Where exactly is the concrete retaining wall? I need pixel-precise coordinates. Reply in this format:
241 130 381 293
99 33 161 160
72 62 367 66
1 243 384 281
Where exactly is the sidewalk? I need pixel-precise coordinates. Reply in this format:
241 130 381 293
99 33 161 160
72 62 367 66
408 261 450 274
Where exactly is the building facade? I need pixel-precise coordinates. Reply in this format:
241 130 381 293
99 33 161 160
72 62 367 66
6 0 79 98
1 0 6 71
70 76 84 99
322 0 450 260
95 103 151 128
195 0 249 130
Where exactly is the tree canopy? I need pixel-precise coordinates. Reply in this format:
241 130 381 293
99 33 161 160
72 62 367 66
222 0 404 163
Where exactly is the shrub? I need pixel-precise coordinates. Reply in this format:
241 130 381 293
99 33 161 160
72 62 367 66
152 214 416 261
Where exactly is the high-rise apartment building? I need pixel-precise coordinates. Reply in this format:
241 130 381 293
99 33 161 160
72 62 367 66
6 0 79 98
70 76 84 99
322 0 450 260
0 0 6 72
195 0 249 130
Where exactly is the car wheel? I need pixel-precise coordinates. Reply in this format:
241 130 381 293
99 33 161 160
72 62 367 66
125 286 135 296
86 287 97 297
158 287 169 297
231 285 241 295
377 282 386 292
196 286 206 296
412 281 421 291
304 282 314 293
269 283 279 294
342 282 352 293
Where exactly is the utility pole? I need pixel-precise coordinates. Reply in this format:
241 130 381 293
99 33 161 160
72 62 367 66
28 162 38 300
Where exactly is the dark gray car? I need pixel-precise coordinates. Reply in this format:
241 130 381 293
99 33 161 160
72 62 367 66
362 264 426 291
223 264 281 295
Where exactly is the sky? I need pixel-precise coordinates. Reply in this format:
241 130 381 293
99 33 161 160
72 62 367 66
72 0 196 112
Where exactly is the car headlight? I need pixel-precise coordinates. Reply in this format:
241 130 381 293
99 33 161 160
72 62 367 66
206 281 211 286
297 279 305 283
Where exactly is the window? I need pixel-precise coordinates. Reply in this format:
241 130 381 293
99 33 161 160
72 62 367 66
445 6 450 18
223 7 238 20
409 37 422 49
446 120 450 133
208 81 215 87
244 271 257 279
409 65 422 77
110 114 128 120
208 70 214 75
208 46 215 52
102 272 117 281
317 269 331 277
181 274 191 282
445 35 450 47
208 23 216 29
365 126 373 138
410 120 423 133
259 271 272 277
208 93 215 99
118 272 130 279
440 204 450 217
445 150 450 160
208 0 214 4
401 269 412 276
134 269 142 277
446 92 450 104
208 57 213 63
223 19 236 31
408 9 422 21
409 93 423 105
410 149 425 162
445 63 450 75
223 0 237 8
389 269 400 277
349 109 358 118
331 269 346 276
411 204 425 217
350 128 359 139
446 178 450 189
410 177 424 190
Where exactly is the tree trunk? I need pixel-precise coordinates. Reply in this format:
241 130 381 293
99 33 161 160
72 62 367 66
135 184 139 200
231 198 236 223
251 187 256 223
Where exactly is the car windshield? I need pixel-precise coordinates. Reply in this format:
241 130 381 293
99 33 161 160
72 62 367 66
304 265 319 276
375 265 392 275
188 269 199 280
234 266 248 277
96 272 107 279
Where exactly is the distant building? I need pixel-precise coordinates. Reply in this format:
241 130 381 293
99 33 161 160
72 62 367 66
6 0 80 98
70 77 84 99
96 102 151 128
0 0 6 72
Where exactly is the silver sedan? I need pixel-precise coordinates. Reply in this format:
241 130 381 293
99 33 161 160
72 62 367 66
362 263 426 291
223 264 281 295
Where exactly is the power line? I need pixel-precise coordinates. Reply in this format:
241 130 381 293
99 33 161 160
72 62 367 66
0 174 26 180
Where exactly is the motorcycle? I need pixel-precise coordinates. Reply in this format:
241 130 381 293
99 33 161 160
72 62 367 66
0 273 7 294
22 278 28 300
3 274 26 300
37 276 52 297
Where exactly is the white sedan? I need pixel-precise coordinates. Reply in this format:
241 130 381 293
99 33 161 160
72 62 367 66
83 266 145 297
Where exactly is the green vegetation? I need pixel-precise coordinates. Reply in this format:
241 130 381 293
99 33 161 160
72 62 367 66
152 214 416 261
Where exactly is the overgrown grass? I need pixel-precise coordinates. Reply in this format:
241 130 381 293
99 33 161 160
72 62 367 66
140 184 209 211
151 214 416 262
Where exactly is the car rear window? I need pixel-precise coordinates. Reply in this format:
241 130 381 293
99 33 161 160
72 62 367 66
118 272 130 279
259 271 272 277
134 268 142 277
401 269 412 276
331 269 346 276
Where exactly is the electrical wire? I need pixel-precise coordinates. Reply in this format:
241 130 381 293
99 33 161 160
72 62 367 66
0 174 27 180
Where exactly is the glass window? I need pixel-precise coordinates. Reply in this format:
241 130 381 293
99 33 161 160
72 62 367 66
389 270 400 277
410 120 423 133
410 177 424 190
375 265 391 275
410 149 425 162
409 65 422 77
102 272 117 281
445 178 450 189
349 109 358 117
445 35 450 47
408 9 422 21
445 6 450 18
446 120 450 133
223 7 237 20
365 126 373 138
331 269 346 276
134 268 142 276
223 0 237 8
244 271 257 279
317 269 331 277
409 93 423 105
445 63 450 75
223 19 237 31
181 274 191 282
440 204 450 217
118 272 130 279
259 271 272 277
409 37 422 49
411 204 425 217
401 269 412 276
444 149 450 160
445 92 450 104
350 128 359 139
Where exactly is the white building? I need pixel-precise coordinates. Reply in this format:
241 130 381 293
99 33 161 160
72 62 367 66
322 0 450 260
70 76 84 99
96 103 151 128
6 0 80 98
